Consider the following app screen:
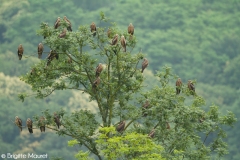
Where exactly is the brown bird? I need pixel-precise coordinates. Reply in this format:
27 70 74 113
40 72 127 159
187 80 195 95
39 116 45 132
141 58 149 73
116 121 125 133
148 129 155 138
176 78 183 95
59 28 67 38
142 99 150 117
38 43 44 59
107 28 111 38
128 23 134 35
111 34 118 45
63 16 72 31
90 22 97 36
95 63 103 77
120 35 126 52
92 76 101 89
47 50 58 66
26 118 33 133
54 17 61 29
17 44 24 60
15 116 22 131
53 112 61 129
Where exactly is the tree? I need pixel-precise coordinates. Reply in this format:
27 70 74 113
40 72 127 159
19 12 236 159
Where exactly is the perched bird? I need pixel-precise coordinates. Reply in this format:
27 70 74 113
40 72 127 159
90 22 97 36
59 28 67 38
120 35 126 52
15 116 22 131
38 43 44 59
142 99 150 117
148 129 155 138
128 23 134 35
39 116 45 132
107 28 111 38
53 112 61 129
54 17 61 29
116 121 125 133
141 58 149 73
92 77 101 89
17 44 24 60
176 78 182 95
95 63 103 77
63 16 72 31
26 118 33 133
187 80 195 95
111 34 118 45
47 50 58 66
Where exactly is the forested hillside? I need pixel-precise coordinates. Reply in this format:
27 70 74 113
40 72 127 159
0 0 239 159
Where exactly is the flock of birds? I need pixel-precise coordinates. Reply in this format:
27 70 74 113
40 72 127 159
15 16 195 136
14 113 60 133
115 78 195 137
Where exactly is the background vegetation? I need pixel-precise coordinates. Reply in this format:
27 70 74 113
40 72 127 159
0 0 239 159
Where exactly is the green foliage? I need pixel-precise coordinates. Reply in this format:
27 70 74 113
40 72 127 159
16 12 236 160
96 126 165 160
0 0 239 159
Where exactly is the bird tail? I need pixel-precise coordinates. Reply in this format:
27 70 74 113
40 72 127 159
38 53 42 59
28 128 33 133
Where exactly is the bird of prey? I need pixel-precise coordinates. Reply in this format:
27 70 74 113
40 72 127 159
120 35 126 52
53 112 61 129
54 17 61 29
26 118 33 133
95 63 103 77
148 129 155 138
15 116 22 131
141 58 149 73
176 78 182 95
187 80 195 95
59 28 67 38
63 16 72 31
39 116 45 132
47 50 58 66
92 77 101 89
116 121 125 133
17 44 24 60
38 43 44 59
107 28 111 38
90 22 97 36
142 99 150 117
128 23 134 35
111 34 118 45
